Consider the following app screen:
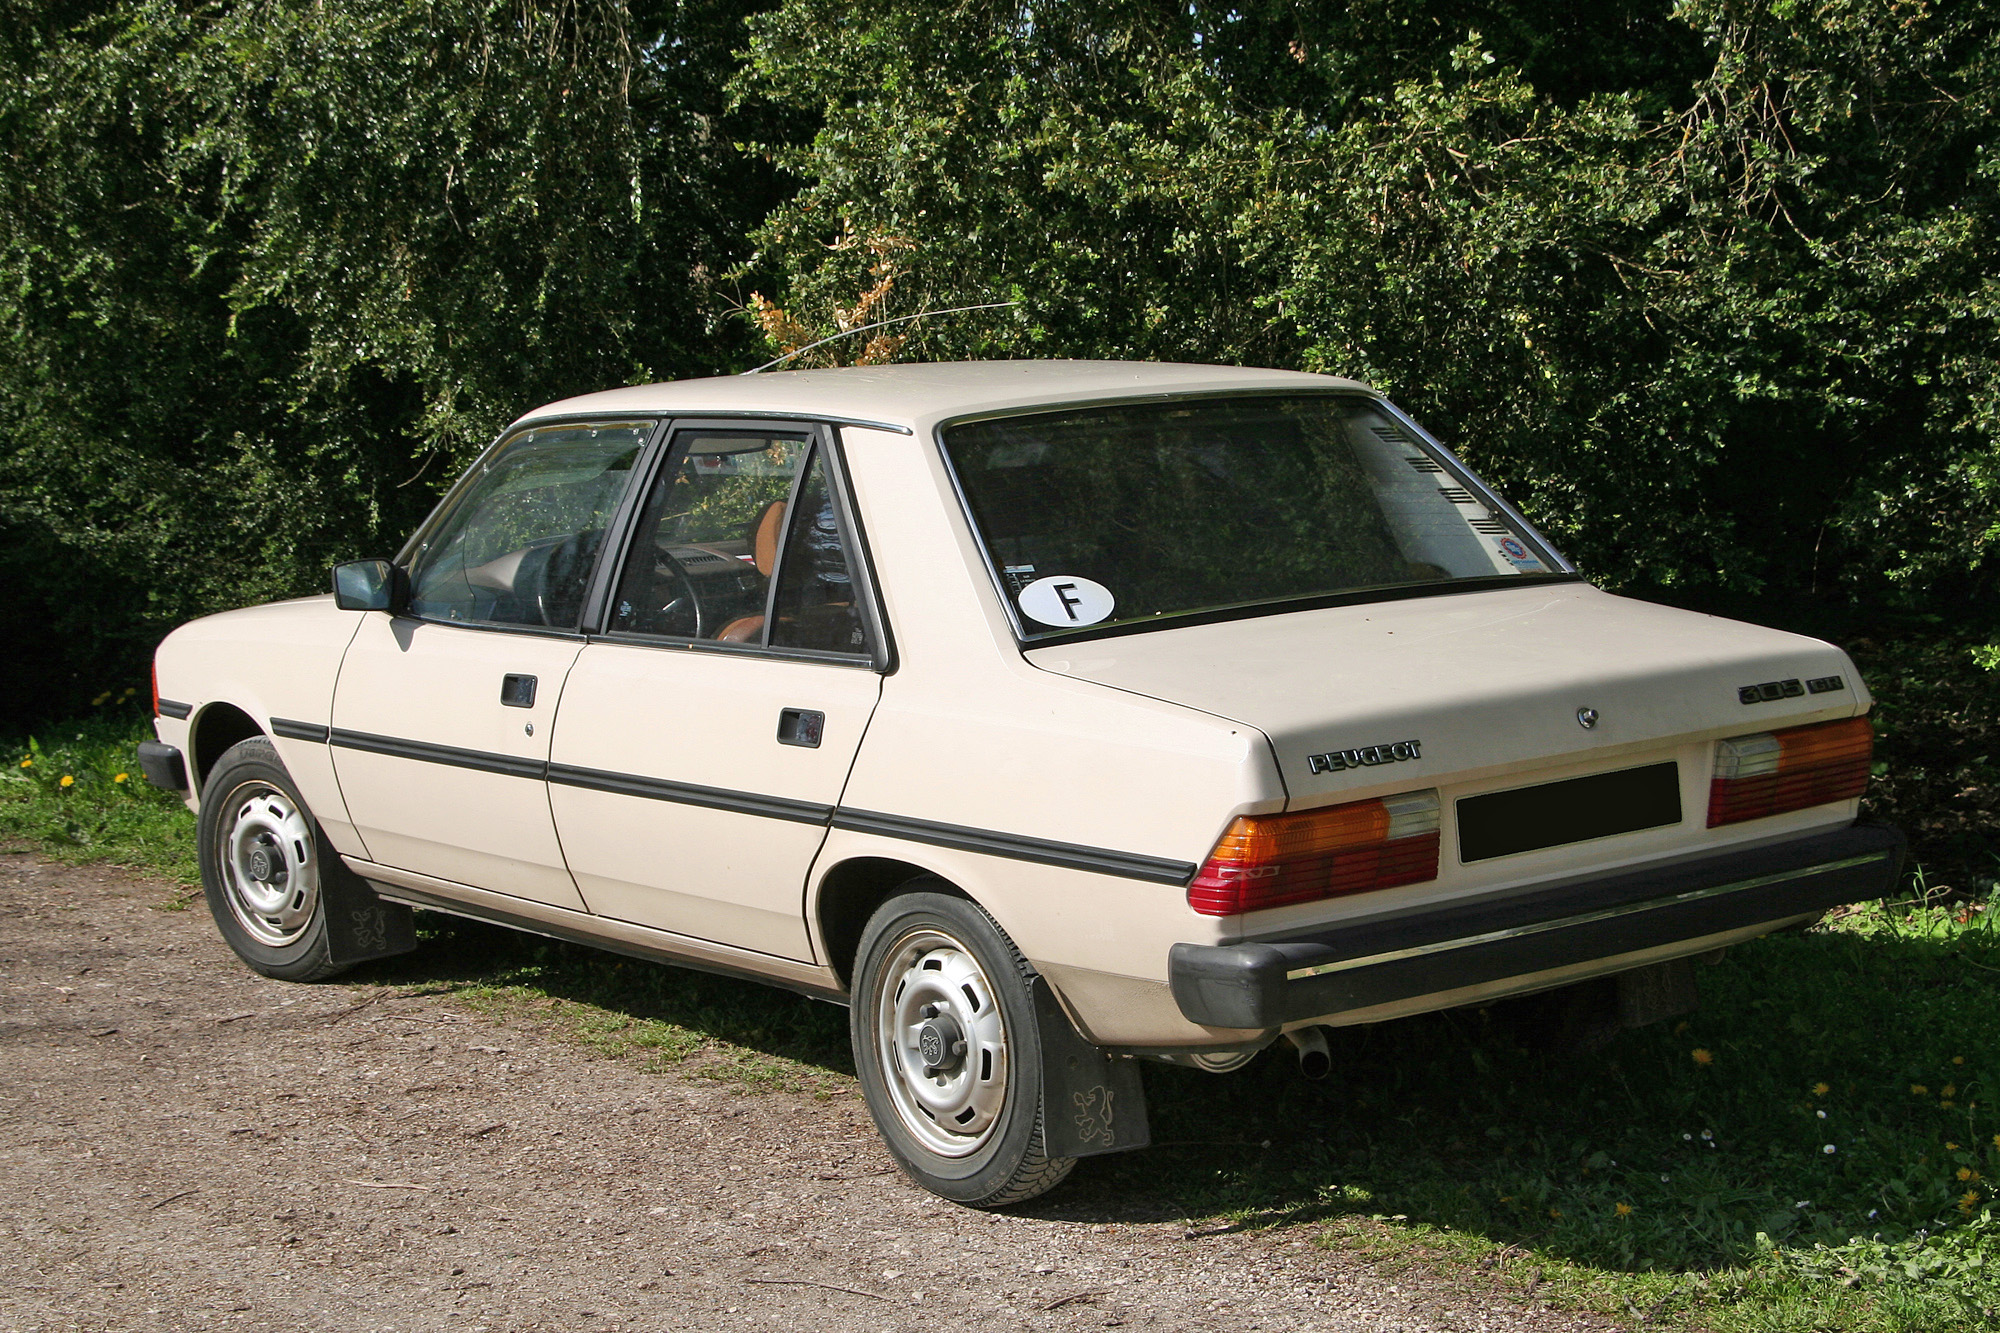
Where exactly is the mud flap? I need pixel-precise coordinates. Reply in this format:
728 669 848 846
1032 976 1149 1158
322 871 418 966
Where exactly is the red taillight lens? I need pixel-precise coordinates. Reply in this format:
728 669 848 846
1188 790 1440 916
1706 716 1873 828
151 662 161 718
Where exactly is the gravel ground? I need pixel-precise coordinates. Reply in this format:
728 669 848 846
0 850 1618 1332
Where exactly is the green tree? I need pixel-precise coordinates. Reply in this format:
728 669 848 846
0 0 789 727
738 0 2000 610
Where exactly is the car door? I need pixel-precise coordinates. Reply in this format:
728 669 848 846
330 418 657 909
548 424 885 959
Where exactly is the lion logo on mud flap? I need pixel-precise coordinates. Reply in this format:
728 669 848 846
1071 1086 1117 1149
349 906 388 952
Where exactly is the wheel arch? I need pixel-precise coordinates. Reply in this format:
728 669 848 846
187 702 266 795
813 856 968 990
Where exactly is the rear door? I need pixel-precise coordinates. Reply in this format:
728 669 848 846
548 423 886 959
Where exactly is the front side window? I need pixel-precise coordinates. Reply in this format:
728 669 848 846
941 395 1564 639
406 421 651 628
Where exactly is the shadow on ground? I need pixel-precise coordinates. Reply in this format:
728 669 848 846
347 909 2000 1275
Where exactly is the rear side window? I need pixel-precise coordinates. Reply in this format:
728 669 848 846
941 395 1561 639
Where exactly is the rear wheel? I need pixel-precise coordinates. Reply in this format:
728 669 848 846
850 888 1074 1206
197 737 348 982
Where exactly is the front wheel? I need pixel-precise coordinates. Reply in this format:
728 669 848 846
850 889 1074 1206
196 737 349 982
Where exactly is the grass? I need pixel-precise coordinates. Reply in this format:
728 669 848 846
7 704 1998 1330
0 702 200 889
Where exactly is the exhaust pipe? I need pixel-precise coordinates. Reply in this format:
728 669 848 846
1284 1026 1332 1080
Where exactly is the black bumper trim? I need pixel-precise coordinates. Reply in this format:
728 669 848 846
1168 824 1905 1029
155 698 193 721
137 740 187 792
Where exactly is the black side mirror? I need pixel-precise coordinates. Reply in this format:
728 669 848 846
332 559 409 613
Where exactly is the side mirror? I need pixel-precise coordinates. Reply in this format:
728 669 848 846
332 559 409 613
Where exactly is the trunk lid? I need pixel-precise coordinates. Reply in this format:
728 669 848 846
1025 584 1866 806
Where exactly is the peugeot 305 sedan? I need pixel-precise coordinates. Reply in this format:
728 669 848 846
141 360 1903 1205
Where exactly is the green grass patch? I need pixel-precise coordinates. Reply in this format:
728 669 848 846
1 708 198 889
1075 897 2000 1330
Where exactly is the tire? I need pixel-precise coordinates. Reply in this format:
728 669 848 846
850 887 1075 1206
196 736 350 982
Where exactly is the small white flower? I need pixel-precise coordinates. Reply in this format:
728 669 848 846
1816 1110 1827 1119
1683 1133 1693 1141
1660 1174 1671 1183
1795 1200 1811 1209
1701 1129 1714 1141
1822 1144 1837 1154
1868 1209 1879 1220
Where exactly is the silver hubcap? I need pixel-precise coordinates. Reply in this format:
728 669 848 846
219 782 319 947
873 927 1009 1157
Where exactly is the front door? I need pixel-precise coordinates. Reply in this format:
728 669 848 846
330 419 655 909
549 426 884 959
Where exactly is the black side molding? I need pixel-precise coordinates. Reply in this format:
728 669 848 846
1170 823 1906 1030
137 740 187 792
155 699 193 720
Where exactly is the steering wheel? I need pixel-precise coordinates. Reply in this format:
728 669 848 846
513 532 596 628
646 551 705 638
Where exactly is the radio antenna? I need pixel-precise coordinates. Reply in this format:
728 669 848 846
743 300 1022 374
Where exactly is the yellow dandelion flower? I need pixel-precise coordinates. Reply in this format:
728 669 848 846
1953 1056 1965 1066
1812 1082 1830 1096
1943 1100 1958 1109
1961 1168 1976 1181
1943 1084 1958 1098
113 772 128 783
1959 1191 1981 1213
59 774 74 788
19 757 31 768
1615 1202 1633 1217
1992 1134 2000 1149
1912 1084 1930 1096
1948 1143 1961 1151
1692 1048 1714 1066
1549 1207 1563 1220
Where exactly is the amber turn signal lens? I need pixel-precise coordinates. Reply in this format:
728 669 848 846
1707 715 1873 828
1188 790 1440 916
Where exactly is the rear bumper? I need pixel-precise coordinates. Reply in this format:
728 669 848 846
1168 823 1905 1030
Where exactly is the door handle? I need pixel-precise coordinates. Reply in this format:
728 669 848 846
777 708 824 748
500 674 538 708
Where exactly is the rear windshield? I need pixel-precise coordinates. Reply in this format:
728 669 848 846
941 395 1563 640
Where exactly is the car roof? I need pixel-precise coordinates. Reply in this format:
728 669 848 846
516 360 1376 435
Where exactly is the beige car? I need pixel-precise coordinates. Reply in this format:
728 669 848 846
141 361 1903 1205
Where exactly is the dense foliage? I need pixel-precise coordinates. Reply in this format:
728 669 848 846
1 0 1995 869
0 0 790 726
741 0 2000 609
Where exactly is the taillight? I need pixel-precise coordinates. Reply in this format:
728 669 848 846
1188 790 1440 916
1707 715 1873 827
151 662 161 718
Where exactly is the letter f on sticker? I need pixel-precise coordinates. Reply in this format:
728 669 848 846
1053 582 1083 620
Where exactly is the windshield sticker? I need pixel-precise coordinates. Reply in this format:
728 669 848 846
1002 563 1038 596
1495 536 1546 572
1018 576 1115 628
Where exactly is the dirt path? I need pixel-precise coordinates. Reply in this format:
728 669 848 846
0 852 1614 1333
